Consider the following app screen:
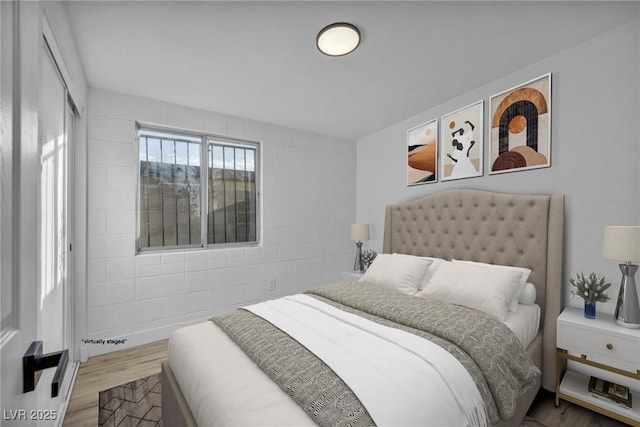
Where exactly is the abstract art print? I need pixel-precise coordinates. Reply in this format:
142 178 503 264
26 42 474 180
489 73 551 174
440 100 483 181
407 119 438 185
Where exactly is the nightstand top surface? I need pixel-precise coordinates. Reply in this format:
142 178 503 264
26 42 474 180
559 307 640 339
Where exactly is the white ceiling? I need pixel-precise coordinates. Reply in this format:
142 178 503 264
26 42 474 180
65 1 639 140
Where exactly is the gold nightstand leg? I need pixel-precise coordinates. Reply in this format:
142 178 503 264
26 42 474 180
555 348 567 407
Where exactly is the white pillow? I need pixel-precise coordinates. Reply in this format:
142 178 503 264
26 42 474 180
360 253 432 295
418 261 522 321
519 282 537 305
452 260 531 312
392 254 446 291
418 257 446 291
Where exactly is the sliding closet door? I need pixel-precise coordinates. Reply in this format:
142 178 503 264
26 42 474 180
40 41 72 362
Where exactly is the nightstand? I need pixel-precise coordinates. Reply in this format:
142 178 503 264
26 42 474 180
556 307 640 426
340 271 364 281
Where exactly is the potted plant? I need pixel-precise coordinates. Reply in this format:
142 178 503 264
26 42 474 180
360 249 377 271
569 272 611 319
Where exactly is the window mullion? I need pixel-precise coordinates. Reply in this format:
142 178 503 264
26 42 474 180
233 148 238 242
173 141 179 246
145 138 151 248
186 142 191 245
208 144 213 245
244 150 247 241
222 146 228 242
160 141 165 246
201 139 208 248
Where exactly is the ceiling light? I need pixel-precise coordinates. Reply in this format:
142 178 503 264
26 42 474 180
316 22 360 57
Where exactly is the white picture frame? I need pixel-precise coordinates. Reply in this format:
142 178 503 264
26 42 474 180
407 119 438 185
489 73 552 174
440 100 484 181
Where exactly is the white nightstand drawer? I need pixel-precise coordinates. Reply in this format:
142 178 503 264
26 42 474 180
558 324 639 367
557 309 640 372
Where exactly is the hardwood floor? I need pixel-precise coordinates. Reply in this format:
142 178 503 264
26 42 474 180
63 340 168 426
62 339 631 427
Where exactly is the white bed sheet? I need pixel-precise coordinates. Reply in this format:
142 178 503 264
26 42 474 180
502 304 540 348
168 303 540 426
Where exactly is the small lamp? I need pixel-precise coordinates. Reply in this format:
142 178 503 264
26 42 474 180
350 223 369 271
602 226 640 328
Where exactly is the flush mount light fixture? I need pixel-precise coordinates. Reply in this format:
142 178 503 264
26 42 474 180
316 22 361 56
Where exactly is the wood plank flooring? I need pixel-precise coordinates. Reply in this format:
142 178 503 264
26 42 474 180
63 340 168 427
62 339 630 426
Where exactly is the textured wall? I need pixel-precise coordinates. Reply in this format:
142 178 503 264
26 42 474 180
85 88 356 356
355 19 640 315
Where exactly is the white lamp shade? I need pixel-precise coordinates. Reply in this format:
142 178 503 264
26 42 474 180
350 223 369 242
602 226 640 262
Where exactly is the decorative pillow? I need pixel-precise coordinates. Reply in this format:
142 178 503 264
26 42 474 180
392 254 446 291
360 253 432 295
418 261 522 321
451 260 531 313
519 283 537 305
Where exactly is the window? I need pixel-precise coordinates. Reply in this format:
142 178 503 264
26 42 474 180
137 127 259 251
207 141 257 244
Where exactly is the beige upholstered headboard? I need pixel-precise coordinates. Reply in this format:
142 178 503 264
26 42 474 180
382 189 564 391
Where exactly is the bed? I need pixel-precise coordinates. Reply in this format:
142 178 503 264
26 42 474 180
162 189 564 426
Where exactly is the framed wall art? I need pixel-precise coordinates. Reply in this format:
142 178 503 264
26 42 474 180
489 73 551 174
407 119 438 185
440 100 484 181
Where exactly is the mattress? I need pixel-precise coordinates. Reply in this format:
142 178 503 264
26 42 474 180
169 300 540 426
502 304 541 348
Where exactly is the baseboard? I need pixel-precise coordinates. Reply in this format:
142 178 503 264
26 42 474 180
85 317 211 358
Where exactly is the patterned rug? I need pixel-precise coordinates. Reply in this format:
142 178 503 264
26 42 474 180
98 373 162 427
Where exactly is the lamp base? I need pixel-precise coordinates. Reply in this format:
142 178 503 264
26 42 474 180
353 241 363 271
614 263 640 329
616 319 640 329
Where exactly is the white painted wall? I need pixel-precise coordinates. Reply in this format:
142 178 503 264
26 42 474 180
84 89 356 356
356 19 640 315
42 2 88 105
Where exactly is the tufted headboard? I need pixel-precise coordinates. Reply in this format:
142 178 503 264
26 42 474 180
382 189 564 391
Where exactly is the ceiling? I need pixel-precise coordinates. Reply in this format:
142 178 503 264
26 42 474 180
65 1 639 140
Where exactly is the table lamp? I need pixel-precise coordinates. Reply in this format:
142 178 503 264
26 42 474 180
602 225 640 328
350 223 369 271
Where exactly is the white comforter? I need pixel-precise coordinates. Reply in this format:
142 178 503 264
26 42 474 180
245 295 488 427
